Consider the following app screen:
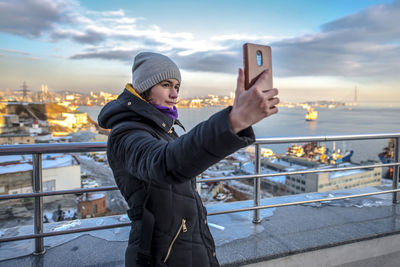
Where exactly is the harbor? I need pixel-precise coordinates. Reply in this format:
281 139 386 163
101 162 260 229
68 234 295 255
0 103 398 229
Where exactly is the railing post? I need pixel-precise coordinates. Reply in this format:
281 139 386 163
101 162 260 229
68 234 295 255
393 138 399 204
32 153 45 255
253 144 261 224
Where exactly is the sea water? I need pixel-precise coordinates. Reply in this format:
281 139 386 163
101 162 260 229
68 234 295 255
79 105 400 163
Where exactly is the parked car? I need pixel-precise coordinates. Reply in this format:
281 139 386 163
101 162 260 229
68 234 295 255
82 179 99 188
215 193 227 201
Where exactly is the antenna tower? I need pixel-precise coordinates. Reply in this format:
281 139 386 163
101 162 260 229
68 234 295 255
22 81 28 102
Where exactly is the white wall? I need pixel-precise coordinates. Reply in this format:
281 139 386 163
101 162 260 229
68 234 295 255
43 165 81 190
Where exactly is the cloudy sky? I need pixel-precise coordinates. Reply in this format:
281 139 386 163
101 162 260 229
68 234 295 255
0 0 399 105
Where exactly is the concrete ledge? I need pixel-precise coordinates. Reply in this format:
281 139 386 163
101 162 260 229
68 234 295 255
0 235 126 267
212 186 400 266
243 234 400 267
1 186 399 267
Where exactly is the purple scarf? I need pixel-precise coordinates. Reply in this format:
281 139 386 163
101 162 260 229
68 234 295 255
151 103 178 120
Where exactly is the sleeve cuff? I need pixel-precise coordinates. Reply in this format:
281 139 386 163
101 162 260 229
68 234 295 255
205 107 255 155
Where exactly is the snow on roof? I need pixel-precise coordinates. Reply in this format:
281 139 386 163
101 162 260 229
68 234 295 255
243 159 373 184
240 162 255 174
85 193 105 201
329 169 365 179
240 162 286 184
269 158 309 171
313 162 369 179
261 167 286 184
0 154 78 175
43 154 77 169
0 155 25 163
0 162 33 175
229 152 251 162
267 159 371 180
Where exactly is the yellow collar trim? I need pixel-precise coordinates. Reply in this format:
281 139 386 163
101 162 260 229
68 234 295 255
125 83 147 102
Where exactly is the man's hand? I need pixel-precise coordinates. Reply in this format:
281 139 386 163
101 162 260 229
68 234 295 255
229 68 280 133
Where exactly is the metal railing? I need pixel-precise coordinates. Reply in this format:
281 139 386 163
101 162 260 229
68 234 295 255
0 133 399 256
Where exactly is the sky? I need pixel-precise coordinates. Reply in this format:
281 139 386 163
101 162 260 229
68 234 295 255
0 0 399 105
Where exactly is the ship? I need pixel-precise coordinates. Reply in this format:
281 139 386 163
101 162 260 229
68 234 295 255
305 106 318 121
379 139 395 164
286 142 353 165
378 139 395 178
331 149 354 164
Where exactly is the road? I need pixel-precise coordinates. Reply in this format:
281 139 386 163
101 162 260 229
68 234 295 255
77 155 128 214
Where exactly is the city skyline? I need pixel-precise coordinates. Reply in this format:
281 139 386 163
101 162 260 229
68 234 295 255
0 0 399 106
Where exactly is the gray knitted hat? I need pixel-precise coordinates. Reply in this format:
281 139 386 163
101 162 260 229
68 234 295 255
132 52 181 94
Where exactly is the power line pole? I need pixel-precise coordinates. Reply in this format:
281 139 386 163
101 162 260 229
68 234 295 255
22 81 28 102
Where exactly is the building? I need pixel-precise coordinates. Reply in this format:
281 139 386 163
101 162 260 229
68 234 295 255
48 112 88 130
0 154 81 202
0 114 19 127
260 175 287 196
0 133 35 145
78 193 107 218
263 156 381 195
286 163 382 194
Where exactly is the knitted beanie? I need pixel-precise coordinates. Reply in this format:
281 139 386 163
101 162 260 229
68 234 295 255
132 52 181 94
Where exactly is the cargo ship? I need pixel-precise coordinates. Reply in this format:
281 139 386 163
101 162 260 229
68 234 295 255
286 142 353 165
306 106 318 121
379 139 395 178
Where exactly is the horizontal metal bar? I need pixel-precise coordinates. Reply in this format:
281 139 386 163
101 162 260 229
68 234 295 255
197 162 400 183
0 142 106 155
0 222 131 243
0 133 399 245
1 163 397 200
0 132 399 155
1 162 396 200
208 188 400 216
2 188 399 242
0 186 118 200
255 133 400 144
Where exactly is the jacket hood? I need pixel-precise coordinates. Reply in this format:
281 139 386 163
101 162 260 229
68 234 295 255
98 84 184 132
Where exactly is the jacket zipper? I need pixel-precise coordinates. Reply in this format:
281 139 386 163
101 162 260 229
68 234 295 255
163 218 187 263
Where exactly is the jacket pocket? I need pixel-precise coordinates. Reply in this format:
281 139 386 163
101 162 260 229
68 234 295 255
162 218 188 263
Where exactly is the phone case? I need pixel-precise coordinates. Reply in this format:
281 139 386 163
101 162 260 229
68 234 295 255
243 43 273 90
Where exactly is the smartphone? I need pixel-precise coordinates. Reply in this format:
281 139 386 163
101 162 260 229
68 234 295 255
243 43 273 90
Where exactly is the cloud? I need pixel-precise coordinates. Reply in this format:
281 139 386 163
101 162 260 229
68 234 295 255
0 48 31 56
51 55 65 59
85 9 125 17
0 47 39 60
51 28 105 44
69 47 241 73
6 0 397 81
0 0 265 70
272 2 400 78
210 34 289 51
321 2 400 38
25 56 40 61
70 49 140 62
49 10 193 47
174 51 240 73
68 1 400 80
0 0 76 38
100 17 138 25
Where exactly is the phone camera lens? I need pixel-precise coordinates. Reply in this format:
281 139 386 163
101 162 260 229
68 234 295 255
256 50 263 66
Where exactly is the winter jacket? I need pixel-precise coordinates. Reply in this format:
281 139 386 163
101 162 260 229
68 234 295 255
98 84 255 267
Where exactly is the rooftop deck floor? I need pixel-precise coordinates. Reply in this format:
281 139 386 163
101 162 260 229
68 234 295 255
1 185 400 266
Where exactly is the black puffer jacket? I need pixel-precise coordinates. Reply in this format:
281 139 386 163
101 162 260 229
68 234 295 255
98 86 255 267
